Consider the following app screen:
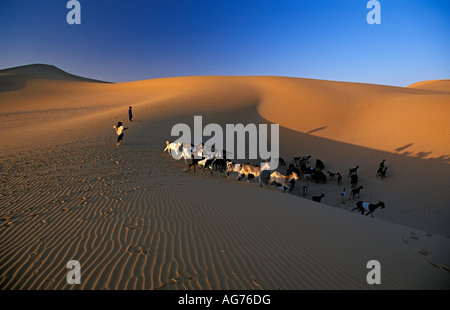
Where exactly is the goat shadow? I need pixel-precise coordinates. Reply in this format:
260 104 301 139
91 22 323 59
395 143 414 152
305 126 328 134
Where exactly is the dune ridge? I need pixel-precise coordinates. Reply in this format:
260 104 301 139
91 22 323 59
408 79 450 92
0 65 449 289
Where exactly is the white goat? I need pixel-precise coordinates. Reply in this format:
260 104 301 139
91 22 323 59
269 171 299 192
164 140 182 157
226 161 242 179
237 162 272 186
180 143 205 163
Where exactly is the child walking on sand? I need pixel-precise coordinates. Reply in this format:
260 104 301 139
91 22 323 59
128 106 133 122
113 122 128 146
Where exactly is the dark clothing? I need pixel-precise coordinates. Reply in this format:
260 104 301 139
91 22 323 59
117 133 124 143
128 109 133 121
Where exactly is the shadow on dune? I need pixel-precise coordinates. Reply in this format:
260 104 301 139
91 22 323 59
136 105 450 235
305 126 328 134
395 143 414 153
394 143 449 163
0 72 24 93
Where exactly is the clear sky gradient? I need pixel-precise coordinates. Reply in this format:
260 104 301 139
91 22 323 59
1 0 449 86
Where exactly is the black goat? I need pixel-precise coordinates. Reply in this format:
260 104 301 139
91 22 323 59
350 174 359 188
352 201 385 217
293 155 311 166
186 155 204 172
348 165 359 177
326 171 335 180
312 193 324 203
213 158 227 172
315 159 325 171
312 171 327 184
287 164 301 176
350 186 364 199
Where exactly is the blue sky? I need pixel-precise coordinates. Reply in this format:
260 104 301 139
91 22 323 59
1 0 449 86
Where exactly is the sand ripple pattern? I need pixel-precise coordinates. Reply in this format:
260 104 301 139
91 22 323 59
1 137 449 289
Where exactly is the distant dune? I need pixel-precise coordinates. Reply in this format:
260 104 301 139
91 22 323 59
0 64 449 289
408 79 450 92
0 64 110 85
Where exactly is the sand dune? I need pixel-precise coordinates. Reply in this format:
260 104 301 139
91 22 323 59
251 76 450 159
0 65 449 289
408 79 450 92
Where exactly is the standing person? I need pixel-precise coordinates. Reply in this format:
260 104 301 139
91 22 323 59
113 122 128 146
336 172 342 185
128 106 133 122
302 183 309 197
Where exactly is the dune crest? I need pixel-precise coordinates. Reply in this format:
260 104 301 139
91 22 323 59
0 64 110 84
408 79 450 92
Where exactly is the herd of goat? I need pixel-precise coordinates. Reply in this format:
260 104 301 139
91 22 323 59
164 140 387 217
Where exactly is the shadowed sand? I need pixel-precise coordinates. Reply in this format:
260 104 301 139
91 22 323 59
0 65 449 289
